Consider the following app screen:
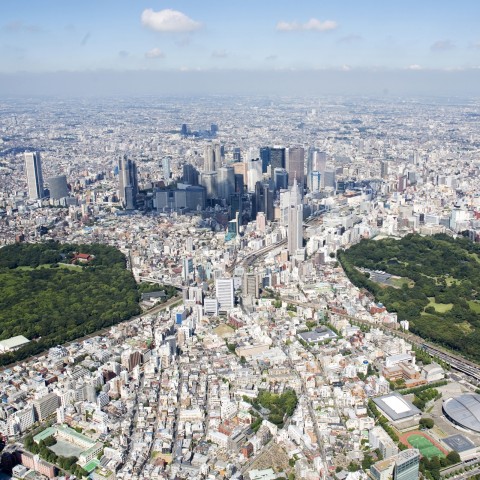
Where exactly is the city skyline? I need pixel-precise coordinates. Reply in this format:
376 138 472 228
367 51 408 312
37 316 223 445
2 1 480 96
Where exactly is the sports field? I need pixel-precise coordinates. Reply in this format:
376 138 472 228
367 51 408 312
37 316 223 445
406 433 445 459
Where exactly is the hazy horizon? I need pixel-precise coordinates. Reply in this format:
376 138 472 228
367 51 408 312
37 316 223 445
2 68 480 98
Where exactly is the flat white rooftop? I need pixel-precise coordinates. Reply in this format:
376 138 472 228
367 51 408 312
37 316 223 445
383 395 411 414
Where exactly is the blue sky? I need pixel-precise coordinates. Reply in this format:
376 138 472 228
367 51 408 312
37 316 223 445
1 0 480 73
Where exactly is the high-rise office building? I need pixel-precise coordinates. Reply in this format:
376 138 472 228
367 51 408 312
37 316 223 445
287 178 303 256
204 143 222 172
253 181 274 221
307 150 326 190
243 273 259 298
24 152 45 200
217 166 235 202
215 278 234 313
183 164 199 186
286 147 305 187
274 168 289 191
260 147 271 173
270 147 286 170
323 170 336 189
308 171 322 193
199 171 218 199
247 158 262 192
162 157 171 180
233 147 241 162
182 257 194 284
381 160 390 179
229 193 243 225
47 175 69 200
204 144 215 172
118 155 138 210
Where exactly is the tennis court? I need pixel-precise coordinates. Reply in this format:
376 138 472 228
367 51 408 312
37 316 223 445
406 433 445 459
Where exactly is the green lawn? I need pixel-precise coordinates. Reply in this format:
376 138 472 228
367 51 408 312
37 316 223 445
407 434 445 459
426 297 453 313
469 300 480 314
15 263 81 271
390 277 414 288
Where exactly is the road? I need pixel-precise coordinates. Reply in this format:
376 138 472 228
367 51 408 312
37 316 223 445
227 239 287 274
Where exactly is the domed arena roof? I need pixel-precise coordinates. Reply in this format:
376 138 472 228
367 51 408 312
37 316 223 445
443 394 480 433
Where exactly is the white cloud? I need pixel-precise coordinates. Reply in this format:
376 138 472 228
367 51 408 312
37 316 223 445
141 8 201 33
276 18 338 32
407 64 422 70
145 47 165 59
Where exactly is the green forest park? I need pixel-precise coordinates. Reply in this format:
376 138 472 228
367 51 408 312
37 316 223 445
338 234 480 362
0 241 172 366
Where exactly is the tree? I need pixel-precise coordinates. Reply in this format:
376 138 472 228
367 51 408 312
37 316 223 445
446 451 461 465
419 417 434 429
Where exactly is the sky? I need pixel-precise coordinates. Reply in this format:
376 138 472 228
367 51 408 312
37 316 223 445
1 1 480 96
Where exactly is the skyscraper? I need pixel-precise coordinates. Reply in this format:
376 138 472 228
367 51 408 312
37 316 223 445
286 147 305 187
287 178 303 256
118 155 138 210
24 152 45 200
204 144 215 172
182 164 199 186
247 158 262 192
47 175 69 200
217 166 235 202
307 150 326 190
162 157 171 180
260 147 271 173
270 147 286 170
204 143 222 172
199 171 218 199
215 278 234 313
274 168 289 191
253 181 274 221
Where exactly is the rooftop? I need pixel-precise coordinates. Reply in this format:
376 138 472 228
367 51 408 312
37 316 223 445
373 392 421 421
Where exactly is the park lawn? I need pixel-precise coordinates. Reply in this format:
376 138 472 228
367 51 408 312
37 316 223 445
444 276 460 286
469 300 480 314
426 297 453 313
390 276 414 288
15 263 80 271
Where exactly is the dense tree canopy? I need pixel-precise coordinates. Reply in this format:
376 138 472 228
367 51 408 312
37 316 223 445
339 234 480 361
0 241 141 365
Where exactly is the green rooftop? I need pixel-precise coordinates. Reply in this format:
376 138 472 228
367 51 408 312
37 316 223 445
33 427 55 444
83 458 100 473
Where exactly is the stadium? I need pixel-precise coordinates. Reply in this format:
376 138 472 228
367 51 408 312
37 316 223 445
443 394 480 433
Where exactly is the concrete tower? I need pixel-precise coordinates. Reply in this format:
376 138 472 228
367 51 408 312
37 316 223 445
24 152 45 200
287 177 303 256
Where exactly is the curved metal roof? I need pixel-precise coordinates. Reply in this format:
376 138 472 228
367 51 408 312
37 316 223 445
443 394 480 433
